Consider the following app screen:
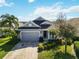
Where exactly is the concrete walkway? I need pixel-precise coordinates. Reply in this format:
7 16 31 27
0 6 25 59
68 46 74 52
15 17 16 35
3 42 38 59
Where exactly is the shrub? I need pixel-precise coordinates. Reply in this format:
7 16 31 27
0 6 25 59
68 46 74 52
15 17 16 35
38 41 57 52
56 38 72 45
43 42 56 50
1 29 17 37
56 39 64 45
48 39 56 43
15 30 20 35
67 38 72 45
39 37 44 42
46 43 55 50
38 43 44 52
61 40 65 45
73 36 79 41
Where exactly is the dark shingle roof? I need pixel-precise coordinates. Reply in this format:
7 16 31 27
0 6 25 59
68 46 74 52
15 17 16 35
33 17 46 25
40 24 51 29
19 17 52 29
18 27 40 29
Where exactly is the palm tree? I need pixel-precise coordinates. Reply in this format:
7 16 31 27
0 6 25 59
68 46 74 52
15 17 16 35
0 14 19 37
0 14 19 29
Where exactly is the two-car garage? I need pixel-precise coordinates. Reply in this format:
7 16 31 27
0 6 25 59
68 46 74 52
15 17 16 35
20 31 40 42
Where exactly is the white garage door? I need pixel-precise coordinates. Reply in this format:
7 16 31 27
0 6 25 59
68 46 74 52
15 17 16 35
21 31 40 42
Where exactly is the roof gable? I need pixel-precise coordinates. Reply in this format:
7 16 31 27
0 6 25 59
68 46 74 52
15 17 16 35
19 17 52 29
33 17 46 25
18 21 40 29
26 21 40 27
41 20 52 25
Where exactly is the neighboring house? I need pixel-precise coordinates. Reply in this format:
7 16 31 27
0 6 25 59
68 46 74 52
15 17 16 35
18 17 54 42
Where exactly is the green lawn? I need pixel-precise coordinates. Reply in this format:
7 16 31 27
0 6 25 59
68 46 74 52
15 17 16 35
75 41 79 48
38 45 75 59
0 36 20 59
75 41 79 59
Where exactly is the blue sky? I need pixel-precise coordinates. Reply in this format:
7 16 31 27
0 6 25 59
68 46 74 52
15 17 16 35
0 0 79 21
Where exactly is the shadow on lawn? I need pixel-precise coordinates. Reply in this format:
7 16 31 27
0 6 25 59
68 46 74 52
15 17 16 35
0 39 38 53
12 41 38 51
0 38 20 52
54 51 75 59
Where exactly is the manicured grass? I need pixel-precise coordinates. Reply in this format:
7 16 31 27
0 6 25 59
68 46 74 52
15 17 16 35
0 36 20 59
75 41 79 59
0 37 12 46
59 45 73 54
75 41 79 48
38 45 75 59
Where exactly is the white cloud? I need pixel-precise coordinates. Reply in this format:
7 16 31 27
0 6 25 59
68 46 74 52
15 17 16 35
28 0 35 3
0 0 14 7
18 2 79 21
67 6 79 13
24 2 63 21
26 5 79 21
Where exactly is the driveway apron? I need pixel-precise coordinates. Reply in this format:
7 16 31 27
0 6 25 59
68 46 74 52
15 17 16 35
3 41 38 59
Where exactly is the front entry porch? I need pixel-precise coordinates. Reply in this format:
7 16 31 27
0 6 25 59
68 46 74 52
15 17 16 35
40 30 50 40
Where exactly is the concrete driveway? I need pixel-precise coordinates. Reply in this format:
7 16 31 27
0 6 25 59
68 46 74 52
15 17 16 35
3 41 38 59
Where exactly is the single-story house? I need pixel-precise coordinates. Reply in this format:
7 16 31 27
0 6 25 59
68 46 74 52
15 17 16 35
18 17 55 42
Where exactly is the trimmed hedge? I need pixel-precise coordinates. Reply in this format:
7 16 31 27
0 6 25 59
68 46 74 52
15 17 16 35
38 42 56 52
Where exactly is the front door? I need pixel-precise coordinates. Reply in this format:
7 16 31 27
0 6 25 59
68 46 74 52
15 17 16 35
43 31 48 38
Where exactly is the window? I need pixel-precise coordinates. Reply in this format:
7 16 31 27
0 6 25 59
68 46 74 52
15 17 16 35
28 24 32 27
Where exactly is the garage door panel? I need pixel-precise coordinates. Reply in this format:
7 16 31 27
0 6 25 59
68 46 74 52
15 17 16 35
21 31 40 41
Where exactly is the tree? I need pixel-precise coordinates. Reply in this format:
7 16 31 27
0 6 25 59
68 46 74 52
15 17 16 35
49 29 59 39
0 14 19 37
56 12 76 54
59 23 76 54
1 29 17 37
0 14 19 29
55 12 66 29
59 24 76 39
